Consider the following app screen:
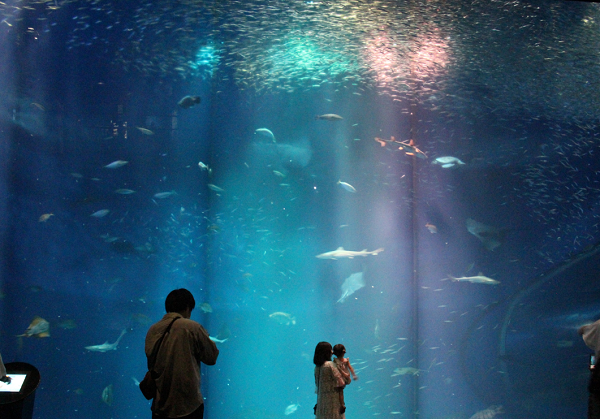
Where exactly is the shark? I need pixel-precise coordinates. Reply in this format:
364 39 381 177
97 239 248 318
446 273 500 285
316 247 384 259
85 329 127 352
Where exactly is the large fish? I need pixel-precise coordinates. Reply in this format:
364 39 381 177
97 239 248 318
18 316 50 338
85 329 126 352
337 272 365 303
316 247 384 259
466 218 505 251
447 273 500 285
432 156 465 168
177 95 201 109
468 405 503 419
269 312 296 325
251 140 313 172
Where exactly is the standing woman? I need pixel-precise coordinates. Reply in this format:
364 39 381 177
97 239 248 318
314 341 347 419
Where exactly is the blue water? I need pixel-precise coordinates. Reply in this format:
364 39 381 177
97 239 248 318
1 1 599 418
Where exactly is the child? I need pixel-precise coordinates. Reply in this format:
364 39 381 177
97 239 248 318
333 344 358 413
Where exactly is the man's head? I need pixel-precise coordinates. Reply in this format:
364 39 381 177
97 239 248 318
165 288 196 316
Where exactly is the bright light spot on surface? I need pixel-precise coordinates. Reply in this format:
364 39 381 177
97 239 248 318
191 43 221 78
407 29 449 78
363 33 409 88
263 36 353 79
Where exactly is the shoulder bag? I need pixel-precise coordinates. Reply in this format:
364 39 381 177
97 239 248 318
139 318 178 400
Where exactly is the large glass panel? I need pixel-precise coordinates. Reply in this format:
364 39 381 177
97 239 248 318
0 1 598 418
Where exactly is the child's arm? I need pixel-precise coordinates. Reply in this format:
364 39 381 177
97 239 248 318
338 363 351 383
346 358 358 380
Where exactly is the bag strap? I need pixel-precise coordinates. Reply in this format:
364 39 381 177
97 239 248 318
147 317 179 370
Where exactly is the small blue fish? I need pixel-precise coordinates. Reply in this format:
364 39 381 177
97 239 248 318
337 180 356 193
104 160 128 169
114 189 136 195
91 209 110 218
153 191 176 199
207 184 225 192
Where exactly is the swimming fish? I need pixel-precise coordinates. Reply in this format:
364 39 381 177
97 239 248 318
447 273 500 285
284 403 300 415
315 114 343 121
337 272 365 303
425 223 438 233
374 137 389 147
255 128 276 143
198 162 212 175
85 329 127 352
39 213 54 222
114 189 136 195
374 319 381 340
136 127 154 135
392 367 421 376
337 180 357 193
432 156 465 168
177 95 201 109
316 247 384 259
466 218 505 251
104 160 128 169
18 316 50 338
396 139 427 159
375 137 426 159
209 336 228 343
269 312 296 325
207 184 225 192
468 405 503 419
200 303 213 313
91 209 110 218
101 384 113 406
153 191 176 199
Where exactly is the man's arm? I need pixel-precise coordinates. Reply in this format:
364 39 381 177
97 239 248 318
197 325 219 365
